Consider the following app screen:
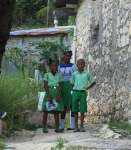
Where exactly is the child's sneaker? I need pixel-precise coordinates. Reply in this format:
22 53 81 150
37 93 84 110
60 128 64 132
43 127 48 133
79 126 86 132
0 112 7 119
73 128 80 132
67 128 75 130
55 128 63 133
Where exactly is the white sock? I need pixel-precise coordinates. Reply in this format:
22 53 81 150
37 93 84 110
59 119 65 129
70 116 75 129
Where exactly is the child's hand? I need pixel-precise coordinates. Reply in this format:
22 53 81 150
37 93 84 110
87 81 96 90
48 95 52 101
56 96 61 102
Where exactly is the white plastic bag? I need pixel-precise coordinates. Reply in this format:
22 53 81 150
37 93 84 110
37 91 46 111
46 99 58 111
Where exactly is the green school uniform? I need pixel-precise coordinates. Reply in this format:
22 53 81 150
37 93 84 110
71 70 94 113
58 63 76 107
42 72 64 112
63 81 72 107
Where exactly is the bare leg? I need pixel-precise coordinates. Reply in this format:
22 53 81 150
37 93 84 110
54 112 59 129
43 112 48 133
54 112 63 133
80 113 86 132
80 113 84 127
73 112 80 132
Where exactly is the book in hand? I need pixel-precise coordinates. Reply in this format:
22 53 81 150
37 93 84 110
46 99 58 111
87 81 96 90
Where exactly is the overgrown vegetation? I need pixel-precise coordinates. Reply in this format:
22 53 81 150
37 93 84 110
37 41 69 62
109 120 131 134
4 47 26 76
13 0 76 28
0 138 5 150
36 0 56 27
0 73 38 134
68 16 76 25
51 137 67 150
13 0 47 26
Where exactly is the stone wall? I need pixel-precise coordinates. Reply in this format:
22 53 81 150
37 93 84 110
3 34 70 74
76 0 131 122
6 35 69 62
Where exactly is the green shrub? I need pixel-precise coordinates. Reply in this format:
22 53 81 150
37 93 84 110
51 137 91 150
109 120 131 134
0 73 38 133
51 137 67 150
68 16 76 25
36 41 69 61
0 138 5 150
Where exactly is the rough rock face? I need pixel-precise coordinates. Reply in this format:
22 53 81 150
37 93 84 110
75 0 131 122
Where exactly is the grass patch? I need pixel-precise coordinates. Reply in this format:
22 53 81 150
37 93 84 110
51 137 67 150
0 138 5 150
109 120 131 134
0 73 38 134
51 137 88 150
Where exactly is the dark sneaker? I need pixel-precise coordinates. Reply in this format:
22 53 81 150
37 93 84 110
60 128 64 132
80 126 86 132
55 128 63 133
73 128 80 132
0 112 7 119
67 128 75 130
43 127 48 133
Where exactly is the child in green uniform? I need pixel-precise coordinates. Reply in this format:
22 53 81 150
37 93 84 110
58 51 76 130
71 59 96 132
42 60 64 133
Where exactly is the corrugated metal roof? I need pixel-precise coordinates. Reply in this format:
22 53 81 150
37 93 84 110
10 27 73 37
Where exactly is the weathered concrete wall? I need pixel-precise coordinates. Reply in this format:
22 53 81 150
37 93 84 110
76 0 131 122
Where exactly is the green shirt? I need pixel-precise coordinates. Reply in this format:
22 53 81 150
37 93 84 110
71 70 94 90
44 72 63 87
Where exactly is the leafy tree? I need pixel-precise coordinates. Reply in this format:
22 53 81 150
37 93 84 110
0 0 16 72
36 41 68 62
14 0 47 25
36 0 56 27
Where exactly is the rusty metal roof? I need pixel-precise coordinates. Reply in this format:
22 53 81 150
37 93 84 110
10 27 73 37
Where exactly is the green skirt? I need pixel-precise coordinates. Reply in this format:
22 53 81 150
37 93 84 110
63 81 72 107
42 87 64 112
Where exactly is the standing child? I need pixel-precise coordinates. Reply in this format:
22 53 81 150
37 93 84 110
58 51 76 130
71 59 96 132
42 59 64 133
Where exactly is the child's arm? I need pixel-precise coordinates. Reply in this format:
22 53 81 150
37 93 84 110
86 81 96 90
44 73 51 100
86 72 96 90
44 81 51 100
